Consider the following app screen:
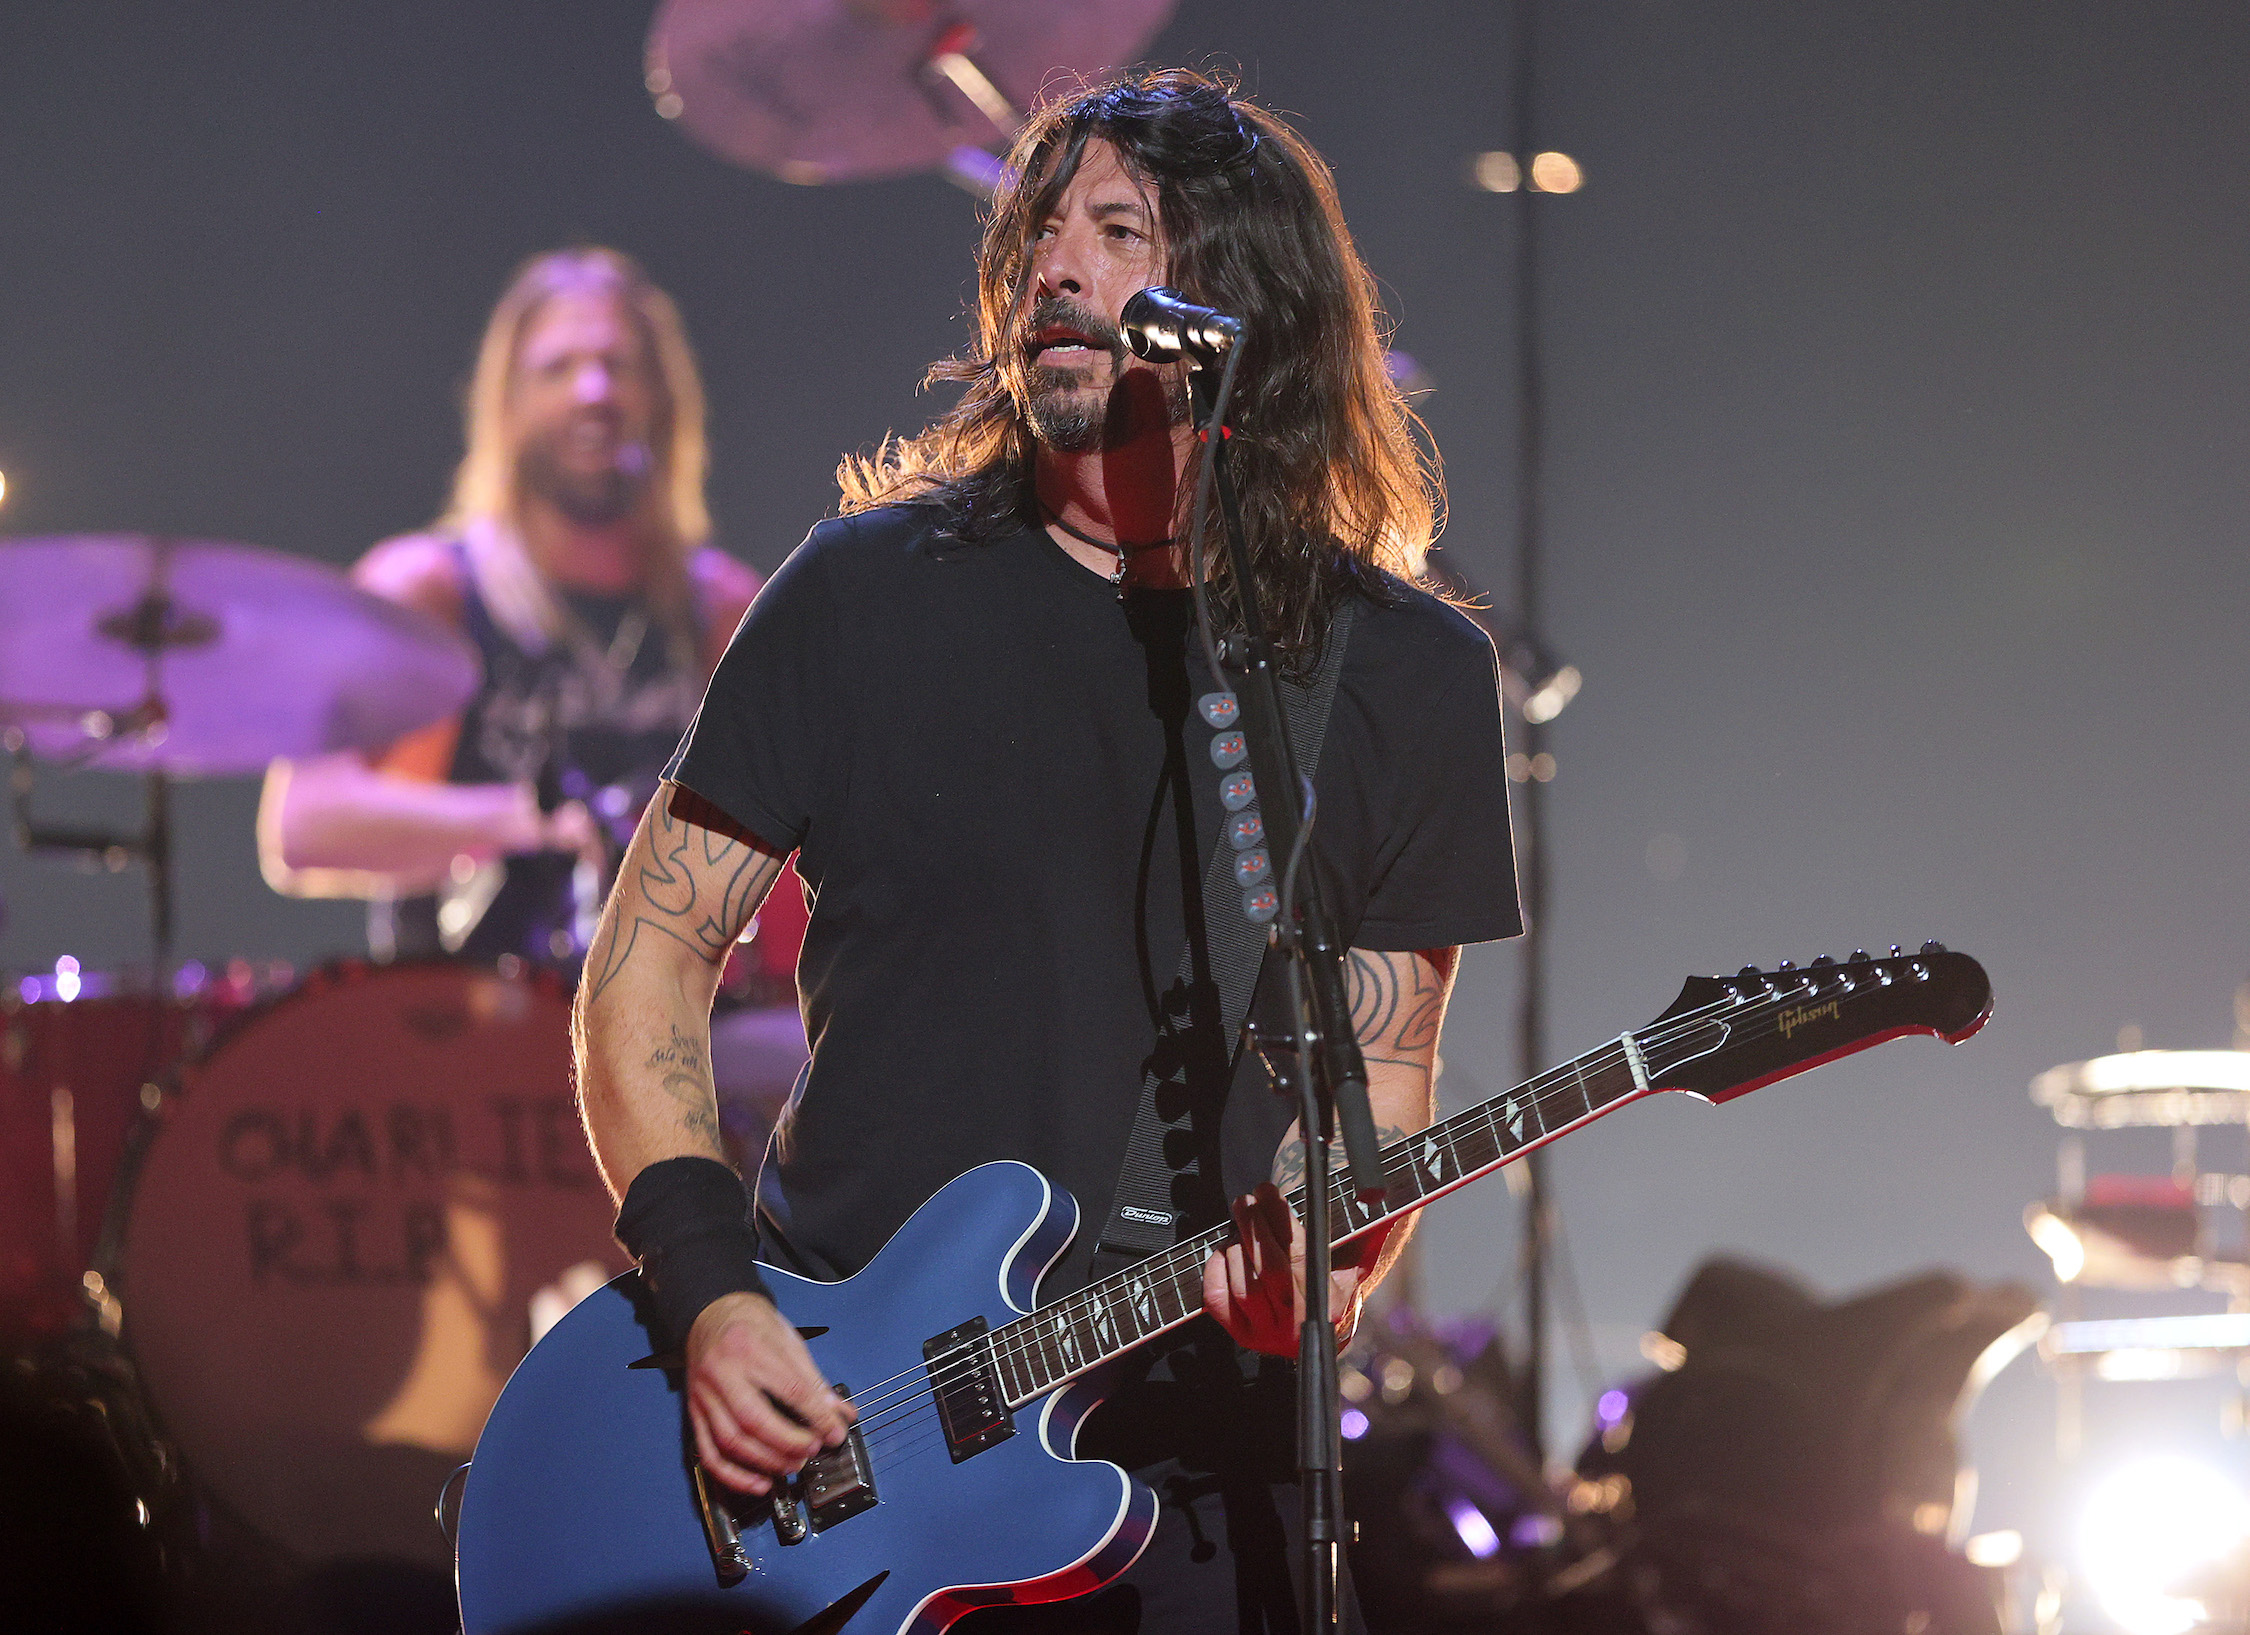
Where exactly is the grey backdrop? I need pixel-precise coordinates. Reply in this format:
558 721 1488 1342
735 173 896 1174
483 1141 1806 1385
6 0 2248 1567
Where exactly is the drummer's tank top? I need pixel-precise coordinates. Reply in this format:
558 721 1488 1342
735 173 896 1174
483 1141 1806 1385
379 542 704 968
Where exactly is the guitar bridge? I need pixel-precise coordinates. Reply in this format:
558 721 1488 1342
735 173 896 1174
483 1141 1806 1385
923 1317 1016 1463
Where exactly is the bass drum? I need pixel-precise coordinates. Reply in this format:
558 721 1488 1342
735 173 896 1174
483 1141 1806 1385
117 961 628 1573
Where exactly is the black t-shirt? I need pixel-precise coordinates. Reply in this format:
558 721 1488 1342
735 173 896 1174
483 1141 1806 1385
668 503 1521 1298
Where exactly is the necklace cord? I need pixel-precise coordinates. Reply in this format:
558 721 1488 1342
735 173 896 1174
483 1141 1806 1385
1040 504 1178 556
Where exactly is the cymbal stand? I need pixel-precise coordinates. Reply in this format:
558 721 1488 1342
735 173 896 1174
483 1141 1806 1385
3 540 184 978
4 547 188 1339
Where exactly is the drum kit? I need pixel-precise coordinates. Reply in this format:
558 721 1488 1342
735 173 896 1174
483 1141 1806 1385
1 2 1184 1622
0 538 821 1626
0 535 652 1597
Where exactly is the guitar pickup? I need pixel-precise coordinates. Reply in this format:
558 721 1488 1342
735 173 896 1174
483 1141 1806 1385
923 1317 1015 1463
800 1385 878 1533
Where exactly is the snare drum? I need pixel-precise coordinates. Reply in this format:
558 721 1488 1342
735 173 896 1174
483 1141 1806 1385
115 961 627 1570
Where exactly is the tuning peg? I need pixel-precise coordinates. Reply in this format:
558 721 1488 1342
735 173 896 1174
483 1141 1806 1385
1737 965 1760 979
1778 959 1796 971
1889 945 1903 958
1849 949 1872 964
1919 939 1947 956
1810 954 1836 967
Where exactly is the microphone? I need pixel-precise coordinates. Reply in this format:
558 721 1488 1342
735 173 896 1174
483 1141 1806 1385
1121 287 1244 365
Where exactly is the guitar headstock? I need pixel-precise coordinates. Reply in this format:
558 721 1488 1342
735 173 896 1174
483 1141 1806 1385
1644 943 1993 1105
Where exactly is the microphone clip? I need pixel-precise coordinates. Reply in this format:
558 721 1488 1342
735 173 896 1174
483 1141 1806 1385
1121 286 1244 366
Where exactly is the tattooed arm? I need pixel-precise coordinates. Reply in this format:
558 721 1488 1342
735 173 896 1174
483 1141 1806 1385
1206 946 1459 1356
578 782 853 1496
575 781 789 1195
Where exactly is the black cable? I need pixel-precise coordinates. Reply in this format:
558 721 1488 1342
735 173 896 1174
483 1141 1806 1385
1185 346 1245 690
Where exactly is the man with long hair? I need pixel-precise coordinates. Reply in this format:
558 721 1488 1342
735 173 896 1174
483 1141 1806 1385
257 247 786 977
578 73 1520 1631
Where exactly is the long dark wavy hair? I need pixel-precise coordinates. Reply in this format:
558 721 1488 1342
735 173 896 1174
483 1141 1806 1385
838 69 1441 665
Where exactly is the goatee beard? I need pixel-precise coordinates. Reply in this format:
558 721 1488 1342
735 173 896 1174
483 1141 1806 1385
1023 363 1192 453
519 436 652 526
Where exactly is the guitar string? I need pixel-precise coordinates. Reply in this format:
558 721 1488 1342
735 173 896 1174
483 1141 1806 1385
849 982 1820 1441
840 972 1886 1437
839 980 1799 1433
830 968 1936 1439
836 1020 1663 1435
848 1030 1649 1443
867 982 1772 1422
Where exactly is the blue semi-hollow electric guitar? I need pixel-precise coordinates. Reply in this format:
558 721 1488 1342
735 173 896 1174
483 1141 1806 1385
455 947 1991 1635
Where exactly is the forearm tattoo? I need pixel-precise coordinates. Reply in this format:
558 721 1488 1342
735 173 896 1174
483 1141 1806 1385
1272 1124 1413 1191
584 796 777 1003
647 1023 721 1148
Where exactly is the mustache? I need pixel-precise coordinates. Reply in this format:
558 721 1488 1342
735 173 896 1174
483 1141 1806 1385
1020 296 1127 363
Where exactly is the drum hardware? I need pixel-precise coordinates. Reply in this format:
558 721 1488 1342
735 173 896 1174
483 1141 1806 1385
0 534 478 777
643 0 1178 193
2026 1045 2250 1467
1 533 478 981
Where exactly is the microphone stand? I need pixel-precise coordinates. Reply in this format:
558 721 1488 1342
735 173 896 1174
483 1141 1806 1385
1184 364 1385 1635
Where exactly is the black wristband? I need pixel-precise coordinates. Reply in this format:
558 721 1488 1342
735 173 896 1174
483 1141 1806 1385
615 1156 771 1348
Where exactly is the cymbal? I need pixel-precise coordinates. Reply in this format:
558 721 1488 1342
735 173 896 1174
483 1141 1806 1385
647 0 1178 185
0 535 478 777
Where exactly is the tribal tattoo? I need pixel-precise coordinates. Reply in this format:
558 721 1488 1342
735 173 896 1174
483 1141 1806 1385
583 791 783 1004
1345 947 1455 1076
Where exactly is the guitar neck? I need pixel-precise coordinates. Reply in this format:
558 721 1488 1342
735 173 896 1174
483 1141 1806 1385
983 1019 1718 1409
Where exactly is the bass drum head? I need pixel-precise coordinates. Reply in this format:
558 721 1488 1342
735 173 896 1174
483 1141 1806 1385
119 962 627 1569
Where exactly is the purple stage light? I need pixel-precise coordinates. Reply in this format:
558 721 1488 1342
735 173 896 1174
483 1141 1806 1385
1446 1496 1501 1559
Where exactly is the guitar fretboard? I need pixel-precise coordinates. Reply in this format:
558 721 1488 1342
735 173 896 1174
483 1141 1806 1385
982 1026 1690 1408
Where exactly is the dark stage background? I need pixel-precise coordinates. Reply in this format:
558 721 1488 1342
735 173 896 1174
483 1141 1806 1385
5 0 2249 1571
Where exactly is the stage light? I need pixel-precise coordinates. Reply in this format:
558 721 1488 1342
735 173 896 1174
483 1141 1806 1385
1339 1407 1369 1441
1965 1529 2023 1568
1445 1495 1502 1559
1521 664 1580 724
54 955 81 1003
1471 151 1521 193
1529 152 1584 193
2078 1456 2250 1635
1639 1329 1687 1371
0 470 9 507
2028 1205 2087 1282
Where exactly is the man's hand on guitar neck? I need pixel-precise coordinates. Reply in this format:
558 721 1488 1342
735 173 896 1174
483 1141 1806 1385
1203 946 1459 1357
686 1292 856 1496
1203 1183 1367 1356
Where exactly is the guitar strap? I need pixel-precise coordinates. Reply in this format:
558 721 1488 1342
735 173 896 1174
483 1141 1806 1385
1089 598 1357 1281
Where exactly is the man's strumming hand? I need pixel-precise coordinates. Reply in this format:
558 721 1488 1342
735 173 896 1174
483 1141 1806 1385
684 1291 856 1495
1201 1183 1364 1358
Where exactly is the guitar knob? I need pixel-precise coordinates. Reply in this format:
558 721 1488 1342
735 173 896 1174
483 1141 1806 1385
1919 939 1947 956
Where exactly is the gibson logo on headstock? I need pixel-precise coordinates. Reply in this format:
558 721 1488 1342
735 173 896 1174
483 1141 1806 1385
1778 999 1840 1039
